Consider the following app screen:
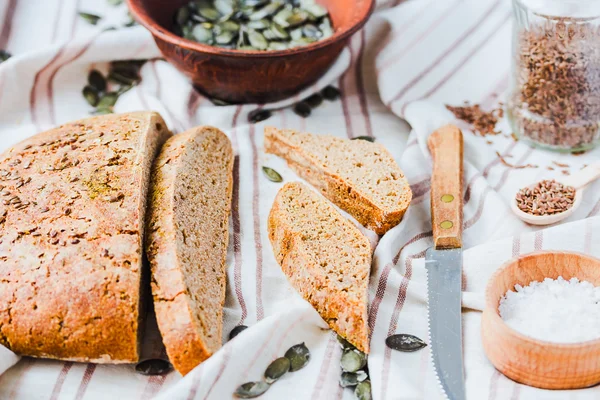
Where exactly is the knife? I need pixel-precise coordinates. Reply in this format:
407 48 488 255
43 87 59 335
425 124 465 400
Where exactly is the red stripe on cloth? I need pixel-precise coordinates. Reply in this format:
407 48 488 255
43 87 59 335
73 363 96 400
378 0 463 73
340 75 354 139
140 374 167 399
29 47 66 130
149 61 187 133
534 231 543 251
510 382 522 400
230 106 248 324
186 368 203 400
380 251 427 399
200 343 233 400
421 13 511 100
512 236 521 257
271 311 312 358
410 178 431 200
463 185 493 230
310 334 337 399
385 0 503 107
0 0 17 50
488 370 500 400
587 197 600 217
355 29 373 138
240 319 285 382
49 362 74 400
6 357 35 398
186 87 202 126
249 121 265 321
367 230 432 333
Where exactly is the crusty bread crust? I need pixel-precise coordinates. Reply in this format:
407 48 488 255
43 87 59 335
264 127 412 235
0 112 171 362
268 182 371 353
146 126 233 376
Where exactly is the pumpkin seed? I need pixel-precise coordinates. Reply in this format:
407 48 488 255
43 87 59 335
293 101 311 118
88 70 106 92
79 12 101 25
248 109 273 123
244 0 268 6
97 92 119 109
355 380 372 400
214 0 234 15
83 86 100 107
248 30 268 50
385 334 427 352
135 359 173 376
108 71 137 86
246 19 271 30
268 42 287 51
216 31 235 44
352 136 375 143
284 343 310 371
319 17 334 38
0 50 11 63
304 3 328 18
229 325 248 340
249 1 283 20
305 93 323 108
339 370 368 387
107 0 123 5
336 334 356 350
273 9 293 28
262 166 283 183
302 23 321 39
340 349 367 373
199 7 221 21
286 10 308 27
290 27 303 41
264 357 290 383
193 24 213 43
239 45 258 51
270 23 289 39
234 381 270 398
322 85 340 101
219 20 241 31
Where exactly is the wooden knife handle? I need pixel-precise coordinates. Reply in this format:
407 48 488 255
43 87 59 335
428 125 464 249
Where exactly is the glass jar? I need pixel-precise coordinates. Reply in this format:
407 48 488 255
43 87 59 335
507 0 600 152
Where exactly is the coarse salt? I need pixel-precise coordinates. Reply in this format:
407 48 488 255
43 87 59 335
499 276 600 343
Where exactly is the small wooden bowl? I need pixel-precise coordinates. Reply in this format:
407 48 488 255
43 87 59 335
127 0 374 104
482 251 600 389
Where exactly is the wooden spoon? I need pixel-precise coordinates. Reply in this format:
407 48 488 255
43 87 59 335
511 161 600 225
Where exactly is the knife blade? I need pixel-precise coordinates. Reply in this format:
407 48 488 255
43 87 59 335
425 124 465 400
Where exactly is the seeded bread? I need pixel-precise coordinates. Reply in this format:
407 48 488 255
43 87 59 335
0 112 171 362
264 127 412 235
268 182 371 353
146 126 234 376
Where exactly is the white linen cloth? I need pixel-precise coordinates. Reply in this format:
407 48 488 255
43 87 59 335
0 0 599 399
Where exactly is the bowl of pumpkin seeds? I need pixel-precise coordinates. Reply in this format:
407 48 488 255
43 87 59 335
127 0 374 103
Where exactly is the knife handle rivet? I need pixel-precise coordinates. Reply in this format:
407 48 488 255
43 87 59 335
440 220 453 229
441 194 454 203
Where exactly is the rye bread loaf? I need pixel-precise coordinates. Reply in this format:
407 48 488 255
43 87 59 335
0 111 171 362
146 126 234 376
268 182 371 353
264 127 412 235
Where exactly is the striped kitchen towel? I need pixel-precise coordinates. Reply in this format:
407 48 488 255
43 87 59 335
0 0 599 399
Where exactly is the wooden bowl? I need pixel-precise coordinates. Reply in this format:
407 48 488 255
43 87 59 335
482 251 600 389
127 0 374 104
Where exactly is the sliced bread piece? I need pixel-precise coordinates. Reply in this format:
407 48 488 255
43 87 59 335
268 182 371 353
146 126 234 376
264 127 412 235
0 112 171 362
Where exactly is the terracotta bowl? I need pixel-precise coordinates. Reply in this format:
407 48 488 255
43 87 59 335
481 251 600 390
127 0 375 104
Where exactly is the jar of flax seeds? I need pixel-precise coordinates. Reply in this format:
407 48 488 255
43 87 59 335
508 0 600 152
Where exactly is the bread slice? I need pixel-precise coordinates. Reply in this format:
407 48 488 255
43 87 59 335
264 127 412 235
0 112 171 362
268 182 371 353
146 126 233 376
